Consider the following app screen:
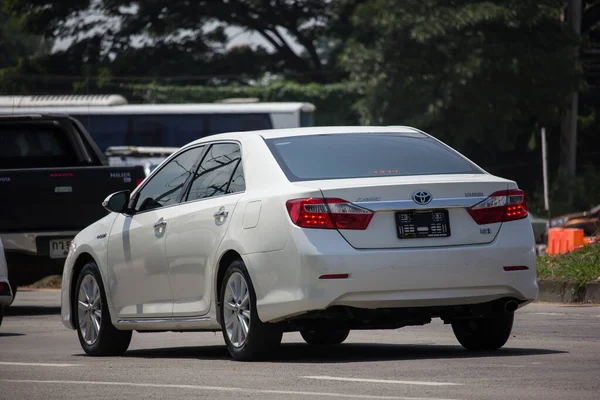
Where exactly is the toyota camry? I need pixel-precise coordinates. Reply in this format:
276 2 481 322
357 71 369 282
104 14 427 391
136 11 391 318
61 126 538 361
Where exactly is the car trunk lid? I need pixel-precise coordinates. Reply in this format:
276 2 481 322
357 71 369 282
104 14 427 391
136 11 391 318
294 174 511 249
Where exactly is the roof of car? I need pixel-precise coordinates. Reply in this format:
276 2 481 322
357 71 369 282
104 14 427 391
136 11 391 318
186 125 423 147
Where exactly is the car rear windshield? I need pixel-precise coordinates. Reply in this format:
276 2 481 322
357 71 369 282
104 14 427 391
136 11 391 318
0 124 78 168
265 132 482 181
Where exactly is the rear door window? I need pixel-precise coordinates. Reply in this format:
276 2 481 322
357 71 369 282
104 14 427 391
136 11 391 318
265 133 482 182
185 143 243 201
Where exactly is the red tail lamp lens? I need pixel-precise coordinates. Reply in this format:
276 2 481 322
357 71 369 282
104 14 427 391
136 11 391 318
286 198 373 230
467 190 528 225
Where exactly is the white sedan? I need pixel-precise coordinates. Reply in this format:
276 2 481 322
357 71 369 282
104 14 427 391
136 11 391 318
61 126 538 360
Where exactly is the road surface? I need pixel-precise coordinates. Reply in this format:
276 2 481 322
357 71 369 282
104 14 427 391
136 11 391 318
1 289 599 400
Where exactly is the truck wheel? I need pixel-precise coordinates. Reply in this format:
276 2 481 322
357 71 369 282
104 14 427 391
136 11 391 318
300 328 350 346
219 260 282 361
452 312 514 351
74 263 132 356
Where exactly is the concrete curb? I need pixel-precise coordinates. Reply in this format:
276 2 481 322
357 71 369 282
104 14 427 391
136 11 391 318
537 280 600 304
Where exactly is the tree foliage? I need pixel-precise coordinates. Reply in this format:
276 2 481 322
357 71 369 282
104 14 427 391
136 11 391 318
341 0 584 204
126 81 363 126
2 0 359 82
2 0 600 212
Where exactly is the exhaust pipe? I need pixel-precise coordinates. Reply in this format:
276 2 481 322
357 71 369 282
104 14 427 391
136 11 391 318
504 300 518 313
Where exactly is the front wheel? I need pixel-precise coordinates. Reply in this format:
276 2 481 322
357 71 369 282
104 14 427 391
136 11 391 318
219 260 282 361
74 263 132 356
7 283 17 307
451 312 514 351
300 329 350 346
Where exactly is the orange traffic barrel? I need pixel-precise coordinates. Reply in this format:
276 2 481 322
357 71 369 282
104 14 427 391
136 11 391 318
546 228 585 255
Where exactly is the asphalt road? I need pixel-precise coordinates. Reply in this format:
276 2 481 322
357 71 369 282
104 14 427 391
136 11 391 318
1 290 599 400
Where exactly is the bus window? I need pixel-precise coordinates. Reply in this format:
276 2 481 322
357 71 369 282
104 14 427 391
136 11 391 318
207 113 271 135
130 119 164 146
300 110 314 127
76 115 128 151
131 115 207 147
170 116 207 146
75 112 273 151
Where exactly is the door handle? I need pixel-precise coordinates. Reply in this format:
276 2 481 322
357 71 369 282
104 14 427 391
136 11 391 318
213 210 229 219
153 219 167 229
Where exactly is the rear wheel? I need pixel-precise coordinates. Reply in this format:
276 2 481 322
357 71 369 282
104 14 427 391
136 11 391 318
219 260 282 361
300 328 350 346
74 263 132 356
0 306 4 327
452 312 514 351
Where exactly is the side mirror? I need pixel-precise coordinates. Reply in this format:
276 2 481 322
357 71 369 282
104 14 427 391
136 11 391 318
102 191 131 214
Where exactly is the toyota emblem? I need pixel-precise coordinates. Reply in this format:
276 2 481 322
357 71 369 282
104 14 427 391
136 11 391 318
412 191 432 205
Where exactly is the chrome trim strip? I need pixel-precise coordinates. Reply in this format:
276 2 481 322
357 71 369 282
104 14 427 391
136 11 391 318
355 197 487 211
117 316 211 325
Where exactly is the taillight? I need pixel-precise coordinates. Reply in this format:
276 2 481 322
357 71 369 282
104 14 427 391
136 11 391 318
467 189 528 225
135 178 144 186
286 198 373 230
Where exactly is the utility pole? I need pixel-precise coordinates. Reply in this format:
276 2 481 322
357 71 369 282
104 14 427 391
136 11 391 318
563 0 582 204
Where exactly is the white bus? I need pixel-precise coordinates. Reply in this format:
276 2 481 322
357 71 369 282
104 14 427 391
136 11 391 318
0 95 316 151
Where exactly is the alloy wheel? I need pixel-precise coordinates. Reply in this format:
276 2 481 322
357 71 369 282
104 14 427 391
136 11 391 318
77 274 102 345
223 272 251 347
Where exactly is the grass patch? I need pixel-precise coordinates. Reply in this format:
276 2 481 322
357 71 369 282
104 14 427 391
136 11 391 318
538 243 600 287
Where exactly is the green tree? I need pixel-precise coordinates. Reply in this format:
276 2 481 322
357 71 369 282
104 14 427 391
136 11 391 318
0 10 49 69
0 8 51 94
3 0 361 83
341 0 580 199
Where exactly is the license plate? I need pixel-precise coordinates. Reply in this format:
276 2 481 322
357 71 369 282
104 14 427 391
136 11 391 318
395 209 451 239
49 239 71 259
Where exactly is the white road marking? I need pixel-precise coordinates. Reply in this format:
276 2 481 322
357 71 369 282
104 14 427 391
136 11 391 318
2 379 459 400
301 376 463 387
530 312 567 316
0 362 80 367
484 364 525 368
529 312 600 318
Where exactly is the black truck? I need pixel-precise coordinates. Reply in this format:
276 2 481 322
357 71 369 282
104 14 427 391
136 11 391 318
0 115 145 300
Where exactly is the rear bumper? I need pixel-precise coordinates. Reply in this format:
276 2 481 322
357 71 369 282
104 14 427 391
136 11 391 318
0 232 77 286
246 220 537 323
0 231 79 255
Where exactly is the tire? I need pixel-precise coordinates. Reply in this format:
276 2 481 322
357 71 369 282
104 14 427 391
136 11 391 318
219 259 282 361
300 328 350 346
7 283 17 307
451 312 514 351
74 263 132 356
0 306 4 327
